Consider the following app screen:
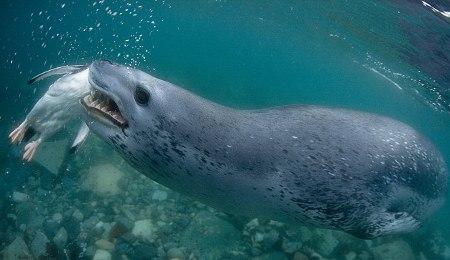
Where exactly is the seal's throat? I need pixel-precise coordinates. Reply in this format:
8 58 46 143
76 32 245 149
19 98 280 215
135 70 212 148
81 90 128 128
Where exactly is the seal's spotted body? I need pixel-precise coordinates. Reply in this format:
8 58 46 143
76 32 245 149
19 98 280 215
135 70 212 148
83 60 447 239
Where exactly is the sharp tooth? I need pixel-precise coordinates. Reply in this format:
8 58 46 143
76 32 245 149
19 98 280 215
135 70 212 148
101 106 107 112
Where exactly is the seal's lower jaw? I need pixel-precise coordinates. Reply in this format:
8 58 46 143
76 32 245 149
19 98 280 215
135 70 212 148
81 90 128 129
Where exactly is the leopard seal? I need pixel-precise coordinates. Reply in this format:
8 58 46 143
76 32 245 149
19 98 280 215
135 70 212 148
81 60 447 239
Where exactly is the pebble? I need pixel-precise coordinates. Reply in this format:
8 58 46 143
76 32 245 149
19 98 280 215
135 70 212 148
372 240 414 260
72 209 84 221
282 239 302 254
12 191 29 202
93 249 112 260
314 230 339 256
2 237 32 259
52 213 63 223
167 247 184 259
152 190 168 201
345 251 357 260
53 227 68 249
30 231 49 257
293 252 309 260
246 218 259 230
132 219 156 242
95 239 115 251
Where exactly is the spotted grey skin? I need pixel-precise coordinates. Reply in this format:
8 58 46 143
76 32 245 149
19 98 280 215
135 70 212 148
83 60 447 239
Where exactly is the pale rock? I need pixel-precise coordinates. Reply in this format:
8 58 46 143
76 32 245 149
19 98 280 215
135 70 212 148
345 251 357 260
52 213 63 223
246 218 259 229
180 210 241 259
53 227 68 248
1 237 32 260
372 240 414 260
152 190 168 201
282 239 302 254
298 226 313 241
93 249 112 260
167 247 184 259
72 209 84 221
95 239 115 251
254 232 264 243
314 229 339 256
82 164 124 196
30 231 49 257
12 191 29 202
293 252 309 260
256 251 288 260
132 219 156 242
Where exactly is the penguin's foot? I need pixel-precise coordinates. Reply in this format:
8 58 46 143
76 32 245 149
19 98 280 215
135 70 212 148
23 139 41 162
9 122 27 144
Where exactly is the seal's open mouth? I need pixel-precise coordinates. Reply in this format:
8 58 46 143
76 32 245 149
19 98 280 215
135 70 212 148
81 90 128 128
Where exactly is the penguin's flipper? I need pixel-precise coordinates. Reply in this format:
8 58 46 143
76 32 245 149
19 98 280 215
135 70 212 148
28 65 87 85
69 122 90 154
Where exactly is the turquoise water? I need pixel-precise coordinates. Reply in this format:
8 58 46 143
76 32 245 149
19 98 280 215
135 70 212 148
1 0 449 259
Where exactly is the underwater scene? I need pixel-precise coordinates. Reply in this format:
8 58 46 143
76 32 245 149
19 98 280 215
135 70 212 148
1 0 450 259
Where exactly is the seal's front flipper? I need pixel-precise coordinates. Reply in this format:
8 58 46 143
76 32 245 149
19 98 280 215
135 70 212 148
69 122 90 154
28 65 87 85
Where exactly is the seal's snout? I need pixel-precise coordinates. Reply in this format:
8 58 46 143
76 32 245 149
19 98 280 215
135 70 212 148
85 60 133 129
89 60 123 91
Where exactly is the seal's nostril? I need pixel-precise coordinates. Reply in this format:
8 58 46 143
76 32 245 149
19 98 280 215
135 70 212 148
99 59 113 65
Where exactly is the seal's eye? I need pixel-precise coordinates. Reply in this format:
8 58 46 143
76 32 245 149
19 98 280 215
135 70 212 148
134 86 150 106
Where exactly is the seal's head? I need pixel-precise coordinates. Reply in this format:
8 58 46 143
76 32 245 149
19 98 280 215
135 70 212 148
82 60 160 138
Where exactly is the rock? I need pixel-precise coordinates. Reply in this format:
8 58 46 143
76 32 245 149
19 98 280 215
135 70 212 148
30 231 49 257
81 164 124 196
109 220 131 239
95 239 115 251
72 209 84 221
167 247 184 259
53 227 68 249
180 210 241 259
52 213 63 223
132 219 156 242
246 218 259 230
152 190 168 201
357 251 371 260
1 237 32 259
100 222 112 239
313 229 339 256
282 239 302 254
261 230 279 248
12 191 29 202
345 251 357 260
298 226 313 242
93 249 112 260
443 246 450 259
372 240 414 260
293 252 309 260
254 232 264 243
254 251 288 260
43 219 60 238
93 221 106 236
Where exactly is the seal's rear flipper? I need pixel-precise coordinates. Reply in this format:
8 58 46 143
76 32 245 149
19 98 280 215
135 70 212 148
28 65 87 85
9 121 28 144
69 122 90 154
